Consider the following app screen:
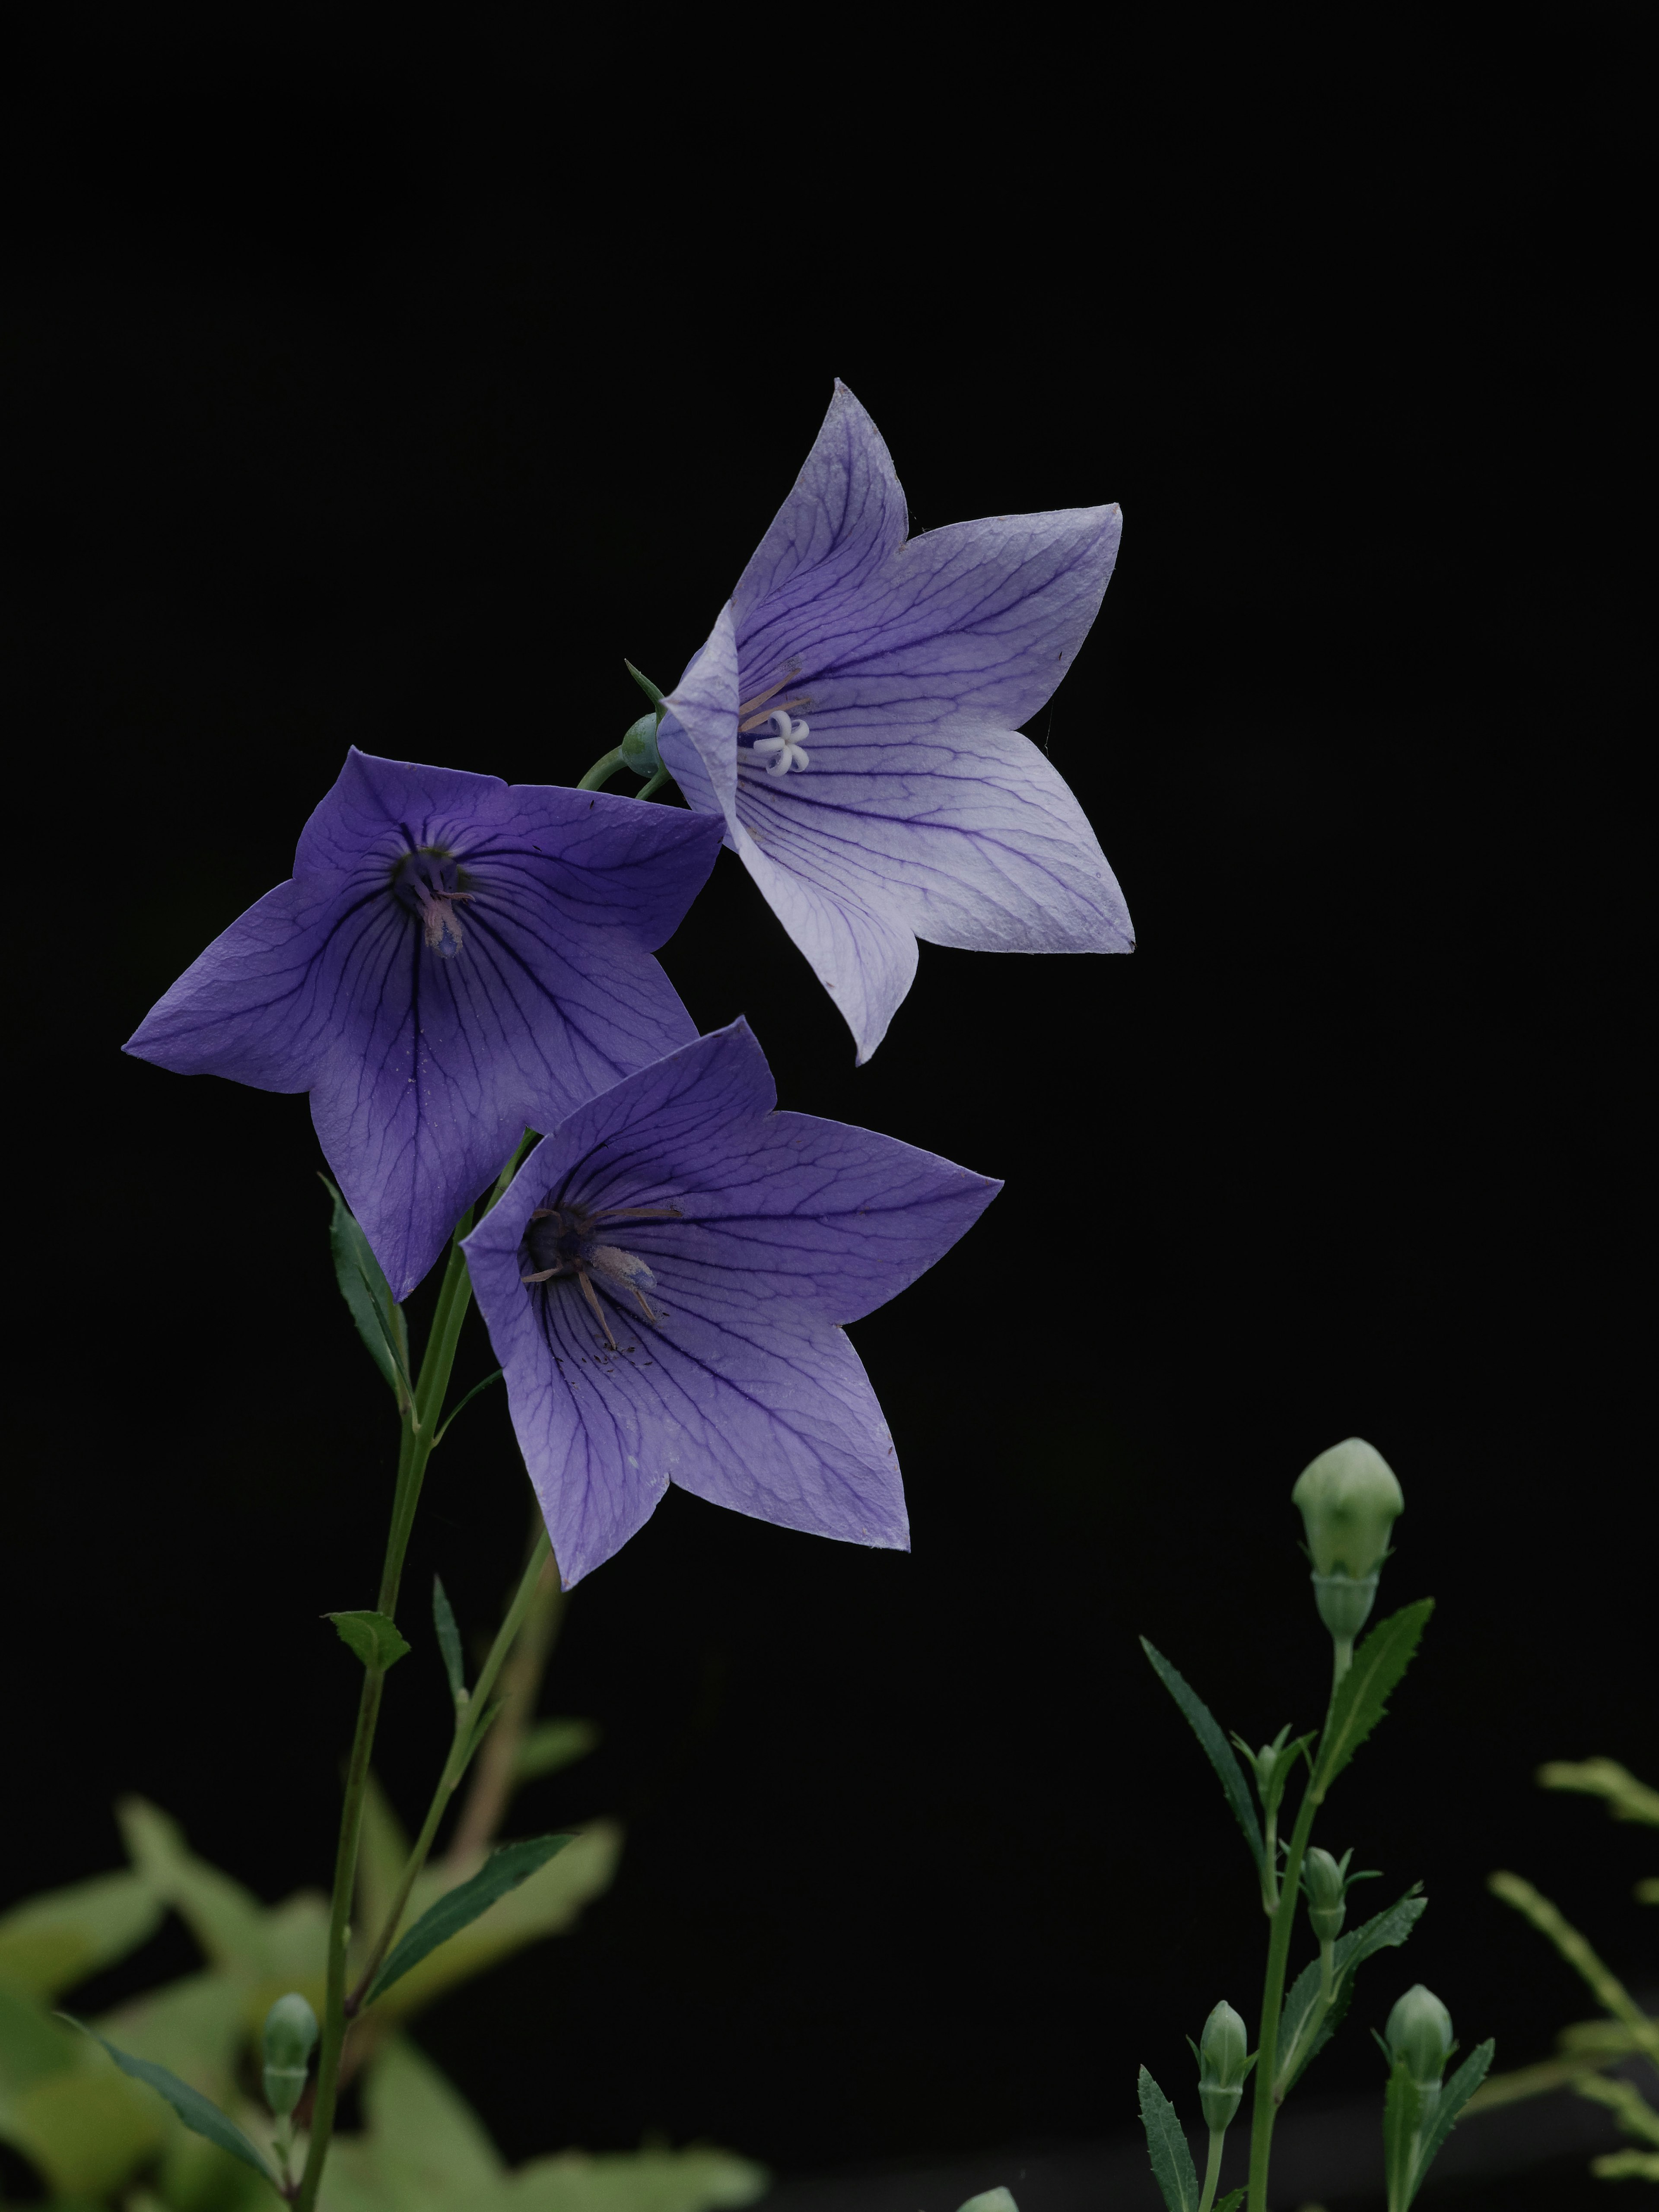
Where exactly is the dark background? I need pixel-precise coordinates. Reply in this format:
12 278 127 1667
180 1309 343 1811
6 14 1647 2205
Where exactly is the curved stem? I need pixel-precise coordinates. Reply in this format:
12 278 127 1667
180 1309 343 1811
1247 1781 1321 2210
577 748 626 791
634 767 672 802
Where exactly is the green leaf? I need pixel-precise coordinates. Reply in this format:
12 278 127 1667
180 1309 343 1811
1410 2040 1494 2203
321 1175 412 1400
115 1798 270 1974
432 1577 467 1703
1382 2060 1421 2212
328 1610 412 1671
365 1836 575 2005
956 2194 1019 2212
1214 2193 1246 2212
1137 2065 1198 2212
0 1871 163 2002
1278 1886 1427 2092
513 1717 600 1785
623 658 666 709
1141 1639 1264 1870
432 1367 504 1445
1312 1600 1434 1800
57 2017 276 2188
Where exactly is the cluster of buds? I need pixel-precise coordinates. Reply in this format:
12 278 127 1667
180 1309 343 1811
1292 1438 1404 1672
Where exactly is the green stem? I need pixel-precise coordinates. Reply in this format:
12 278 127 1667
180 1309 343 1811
1197 2126 1226 2212
635 766 671 802
577 748 626 791
1247 1781 1321 2210
346 1528 554 2010
1261 1804 1280 1915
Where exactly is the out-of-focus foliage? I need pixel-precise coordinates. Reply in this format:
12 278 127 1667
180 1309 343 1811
1472 1758 1658 2184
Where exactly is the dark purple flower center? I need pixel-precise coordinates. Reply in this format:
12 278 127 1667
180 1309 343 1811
391 845 475 959
520 1198 684 1348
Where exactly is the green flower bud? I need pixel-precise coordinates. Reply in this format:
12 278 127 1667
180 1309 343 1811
620 712 662 775
1385 1983 1454 2086
1303 1847 1348 1944
1196 1998 1251 2131
262 1991 318 2119
1292 1438 1403 1578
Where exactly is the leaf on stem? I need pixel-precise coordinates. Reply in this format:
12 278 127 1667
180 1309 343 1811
322 1176 412 1401
432 1368 504 1446
1411 2040 1495 2199
432 1577 467 1704
365 1835 575 2006
328 1610 412 1672
1140 1640 1264 1871
1278 1886 1427 2093
1214 2192 1247 2212
1136 2066 1198 2212
57 2017 277 2188
1382 2059 1421 2212
1312 1600 1433 1800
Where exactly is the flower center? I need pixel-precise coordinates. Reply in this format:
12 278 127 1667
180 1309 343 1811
520 1199 683 1348
391 846 475 959
737 670 812 777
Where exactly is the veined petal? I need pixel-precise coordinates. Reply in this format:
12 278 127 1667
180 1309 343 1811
658 608 741 837
731 381 907 629
735 828 918 1065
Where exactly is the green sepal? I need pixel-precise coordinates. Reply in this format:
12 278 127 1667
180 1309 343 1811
432 1576 467 1704
1277 1885 1427 2093
1382 2059 1421 2212
56 2015 277 2189
321 1176 412 1402
1231 1725 1316 1821
364 1834 574 2006
623 658 666 710
1312 1600 1434 1799
1137 2065 1199 2212
1141 1639 1264 1871
328 1610 412 1671
1410 2040 1494 2202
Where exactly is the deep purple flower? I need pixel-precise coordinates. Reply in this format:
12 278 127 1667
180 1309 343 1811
658 382 1133 1062
461 1020 999 1586
125 750 724 1298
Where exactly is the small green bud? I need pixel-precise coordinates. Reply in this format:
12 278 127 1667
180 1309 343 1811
1303 1847 1348 1944
262 1991 318 2119
1385 1983 1454 2086
620 712 662 775
1292 1438 1403 1578
1196 1998 1251 2131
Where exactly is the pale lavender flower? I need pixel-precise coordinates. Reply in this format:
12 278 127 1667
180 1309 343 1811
658 382 1133 1062
461 1020 999 1585
125 750 723 1298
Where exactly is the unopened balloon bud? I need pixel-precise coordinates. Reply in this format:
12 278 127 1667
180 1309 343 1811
620 712 662 775
1386 1983 1454 2087
1196 1998 1251 2131
262 1991 318 2119
1292 1438 1403 1579
1303 1847 1348 1944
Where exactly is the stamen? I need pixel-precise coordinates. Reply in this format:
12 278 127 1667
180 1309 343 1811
736 670 800 719
578 1270 617 1350
737 693 810 734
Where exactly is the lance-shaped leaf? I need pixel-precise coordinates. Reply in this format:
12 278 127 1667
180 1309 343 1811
328 1610 412 1671
1383 2060 1422 2212
1410 2041 1494 2201
1278 1887 1427 2092
365 1835 574 2006
0 1871 163 2002
432 1576 467 1704
57 2018 276 2189
322 1174 412 1399
1313 1600 1434 1799
1141 1639 1264 1870
1137 2066 1198 2212
513 1716 600 1784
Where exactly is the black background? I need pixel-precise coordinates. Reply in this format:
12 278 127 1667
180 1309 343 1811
6 13 1648 2202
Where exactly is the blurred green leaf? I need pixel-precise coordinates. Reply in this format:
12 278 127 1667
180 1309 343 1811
367 1837 574 2006
514 1719 601 1786
1538 1758 1659 1826
956 2194 1019 2212
1137 2065 1198 2212
324 2033 505 2208
323 1176 412 1400
1313 1601 1433 1799
433 1577 467 1703
0 1870 163 2001
354 1772 414 1968
329 1611 413 1672
60 2017 276 2188
1140 1639 1264 1871
118 1799 270 1974
3 2066 167 2198
0 1977 80 2102
507 2143 769 2210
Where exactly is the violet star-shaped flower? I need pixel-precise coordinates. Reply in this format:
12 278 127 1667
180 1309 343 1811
125 749 724 1299
461 1019 1000 1586
657 381 1134 1062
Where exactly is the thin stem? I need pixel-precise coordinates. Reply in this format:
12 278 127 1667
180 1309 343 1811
346 1528 555 2011
1247 1781 1321 2211
577 748 626 791
1261 1803 1280 1915
446 1534 562 1867
1319 1935 1335 2015
635 766 671 802
1197 2127 1226 2212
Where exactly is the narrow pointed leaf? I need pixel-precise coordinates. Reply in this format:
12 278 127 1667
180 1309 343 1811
58 2017 276 2186
624 658 666 708
365 1834 574 2005
1411 2040 1494 2202
432 1367 503 1446
1383 2060 1421 2212
1279 1887 1428 2091
432 1577 467 1703
322 1175 412 1399
1141 1639 1263 1869
328 1610 412 1671
1137 2065 1198 2212
1313 1600 1434 1799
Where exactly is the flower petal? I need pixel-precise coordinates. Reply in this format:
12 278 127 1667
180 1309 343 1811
731 381 907 630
